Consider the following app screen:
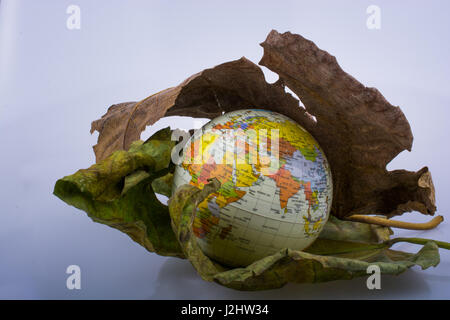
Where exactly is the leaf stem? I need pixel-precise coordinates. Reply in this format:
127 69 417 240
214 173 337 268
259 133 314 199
345 215 444 230
387 237 450 250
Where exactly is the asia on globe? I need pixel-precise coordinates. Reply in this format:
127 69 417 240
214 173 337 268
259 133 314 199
172 109 333 267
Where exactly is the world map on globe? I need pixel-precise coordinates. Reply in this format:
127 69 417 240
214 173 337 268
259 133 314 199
173 109 333 267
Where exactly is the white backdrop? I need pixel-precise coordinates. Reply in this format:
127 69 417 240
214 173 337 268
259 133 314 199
1 0 450 299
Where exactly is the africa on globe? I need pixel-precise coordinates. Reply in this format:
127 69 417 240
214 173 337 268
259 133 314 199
173 109 333 267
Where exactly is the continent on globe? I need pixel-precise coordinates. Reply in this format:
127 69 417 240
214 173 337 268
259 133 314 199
173 109 333 267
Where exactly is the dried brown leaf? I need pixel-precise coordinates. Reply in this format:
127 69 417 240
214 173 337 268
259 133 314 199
90 57 317 163
90 30 436 219
259 30 436 219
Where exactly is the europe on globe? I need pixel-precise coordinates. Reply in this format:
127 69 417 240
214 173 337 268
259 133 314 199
173 109 333 267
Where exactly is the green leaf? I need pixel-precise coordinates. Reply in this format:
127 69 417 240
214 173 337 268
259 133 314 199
169 181 442 291
151 173 174 198
213 242 439 290
54 129 447 291
53 127 184 258
320 215 393 243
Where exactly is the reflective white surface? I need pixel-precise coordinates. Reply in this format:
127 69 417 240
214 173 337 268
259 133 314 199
1 0 450 299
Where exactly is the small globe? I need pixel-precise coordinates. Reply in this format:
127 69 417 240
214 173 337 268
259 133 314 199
173 109 333 267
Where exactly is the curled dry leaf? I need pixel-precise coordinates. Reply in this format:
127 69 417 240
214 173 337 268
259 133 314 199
54 128 184 258
169 180 440 291
90 57 313 163
54 129 447 291
90 30 436 220
259 30 436 219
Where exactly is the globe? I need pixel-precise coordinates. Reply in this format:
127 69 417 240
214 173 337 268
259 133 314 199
173 109 333 267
